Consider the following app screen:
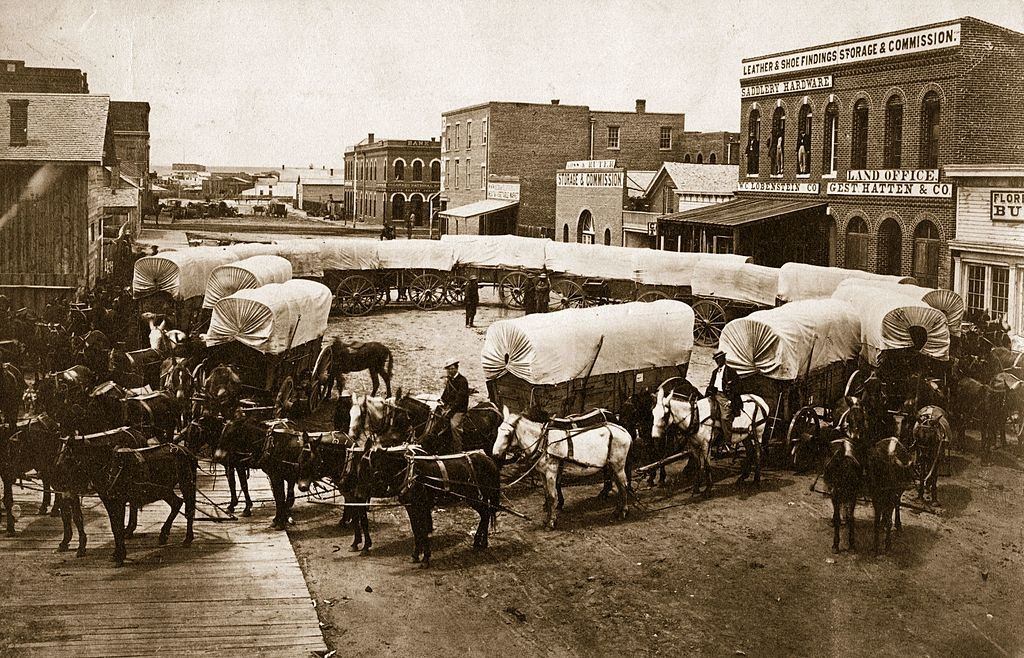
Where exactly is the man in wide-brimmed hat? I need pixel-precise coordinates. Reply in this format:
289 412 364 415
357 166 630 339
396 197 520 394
439 359 469 452
707 350 740 444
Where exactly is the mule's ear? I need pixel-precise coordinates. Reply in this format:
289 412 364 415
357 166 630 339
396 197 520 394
502 404 509 417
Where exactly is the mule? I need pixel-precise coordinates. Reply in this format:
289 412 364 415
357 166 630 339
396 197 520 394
651 387 769 495
400 450 501 567
419 401 502 456
330 339 393 397
176 415 253 517
203 363 242 418
216 416 299 530
820 406 867 553
348 394 395 444
295 431 358 540
867 438 917 554
143 314 186 354
493 406 631 530
909 405 951 504
1 415 63 535
56 435 196 566
344 443 421 553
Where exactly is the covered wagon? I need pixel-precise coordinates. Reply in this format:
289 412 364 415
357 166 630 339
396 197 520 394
718 298 862 466
777 262 914 303
688 259 780 347
202 255 293 309
482 299 694 417
132 246 239 332
202 279 334 416
836 278 965 339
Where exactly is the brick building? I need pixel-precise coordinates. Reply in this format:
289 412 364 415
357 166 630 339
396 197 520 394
676 131 741 165
439 99 688 237
721 17 1024 287
343 134 441 227
0 59 88 93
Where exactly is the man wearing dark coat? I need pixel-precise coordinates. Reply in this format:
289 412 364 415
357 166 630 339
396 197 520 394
439 360 470 452
707 350 741 444
534 273 550 313
464 275 480 327
522 276 537 315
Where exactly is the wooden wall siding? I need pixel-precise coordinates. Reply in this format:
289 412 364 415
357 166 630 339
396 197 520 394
0 164 89 287
955 185 1024 245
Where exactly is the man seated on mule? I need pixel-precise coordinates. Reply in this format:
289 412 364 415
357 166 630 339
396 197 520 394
706 350 741 445
438 360 469 452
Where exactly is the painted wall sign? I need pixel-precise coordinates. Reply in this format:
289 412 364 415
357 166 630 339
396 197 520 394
741 75 833 98
738 180 820 194
566 159 616 169
487 182 521 200
827 181 953 197
847 169 939 183
991 190 1024 221
742 22 961 79
556 172 625 188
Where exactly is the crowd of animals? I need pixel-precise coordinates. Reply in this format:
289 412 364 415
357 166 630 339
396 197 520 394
0 286 1021 567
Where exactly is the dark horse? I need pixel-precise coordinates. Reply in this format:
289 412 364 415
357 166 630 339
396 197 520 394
56 435 196 566
1 415 62 536
177 415 253 517
867 438 917 554
418 400 503 456
400 450 501 567
342 443 420 554
216 416 299 530
0 362 26 431
821 405 867 553
295 431 359 540
329 339 393 397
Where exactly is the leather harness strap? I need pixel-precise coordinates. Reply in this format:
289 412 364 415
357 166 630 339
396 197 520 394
437 459 450 491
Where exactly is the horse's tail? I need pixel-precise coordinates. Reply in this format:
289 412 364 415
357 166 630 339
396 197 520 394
385 348 393 378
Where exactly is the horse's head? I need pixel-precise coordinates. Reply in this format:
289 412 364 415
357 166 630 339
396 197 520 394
296 432 319 493
651 387 676 440
492 405 520 459
214 411 250 462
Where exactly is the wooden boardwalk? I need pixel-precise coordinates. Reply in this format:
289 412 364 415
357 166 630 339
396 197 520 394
0 463 327 656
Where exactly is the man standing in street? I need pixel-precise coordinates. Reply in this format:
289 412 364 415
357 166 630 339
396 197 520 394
465 275 480 327
535 273 550 313
406 213 415 240
439 360 469 452
522 275 537 315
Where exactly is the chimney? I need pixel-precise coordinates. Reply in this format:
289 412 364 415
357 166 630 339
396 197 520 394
8 99 28 146
550 99 560 105
635 99 646 113
368 133 375 143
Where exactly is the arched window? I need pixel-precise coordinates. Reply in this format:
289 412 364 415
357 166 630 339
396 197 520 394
409 194 424 226
877 218 902 276
603 228 611 246
796 104 812 175
769 106 786 175
430 160 441 182
696 153 704 164
851 100 869 170
577 210 594 244
920 92 941 169
884 96 904 169
563 224 569 242
912 220 941 288
822 103 838 176
391 195 405 222
709 152 717 164
684 153 691 163
412 160 423 181
746 108 761 175
845 216 869 272
393 160 405 181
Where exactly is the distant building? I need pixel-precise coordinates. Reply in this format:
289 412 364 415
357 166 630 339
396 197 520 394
108 101 150 186
343 134 441 226
202 172 254 198
677 131 740 165
439 99 688 237
298 168 345 210
0 92 141 305
172 163 207 172
0 59 88 93
553 162 657 248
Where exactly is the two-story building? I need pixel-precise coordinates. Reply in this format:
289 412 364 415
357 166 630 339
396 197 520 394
710 17 1024 285
438 99 689 237
343 134 441 227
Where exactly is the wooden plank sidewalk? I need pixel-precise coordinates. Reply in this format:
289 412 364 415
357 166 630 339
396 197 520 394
0 462 327 657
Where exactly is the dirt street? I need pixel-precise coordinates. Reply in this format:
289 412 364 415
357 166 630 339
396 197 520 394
291 294 1024 657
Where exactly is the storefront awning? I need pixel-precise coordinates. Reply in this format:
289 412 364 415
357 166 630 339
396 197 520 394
439 198 518 219
660 197 827 228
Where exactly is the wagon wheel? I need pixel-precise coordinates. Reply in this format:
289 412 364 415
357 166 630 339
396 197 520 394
410 272 447 310
274 376 296 417
636 290 669 303
787 406 821 472
692 299 727 347
844 369 869 398
334 275 379 317
308 346 334 413
549 279 586 310
446 274 468 306
498 271 529 309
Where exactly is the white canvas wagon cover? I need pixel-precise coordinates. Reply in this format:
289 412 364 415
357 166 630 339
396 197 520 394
777 262 914 303
202 255 293 309
133 247 239 300
718 299 861 380
204 279 332 354
481 299 694 386
836 278 964 337
832 284 950 364
316 238 382 272
442 234 549 270
632 251 750 288
542 241 640 281
691 260 779 306
375 240 457 271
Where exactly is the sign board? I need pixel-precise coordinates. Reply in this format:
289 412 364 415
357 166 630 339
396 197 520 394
566 159 616 169
405 139 434 147
992 190 1024 221
827 181 953 198
741 75 833 98
648 222 657 236
556 172 625 188
487 182 520 201
847 169 939 183
738 180 820 194
742 22 960 79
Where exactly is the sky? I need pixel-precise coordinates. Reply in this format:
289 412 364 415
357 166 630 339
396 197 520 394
2 0 1022 168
